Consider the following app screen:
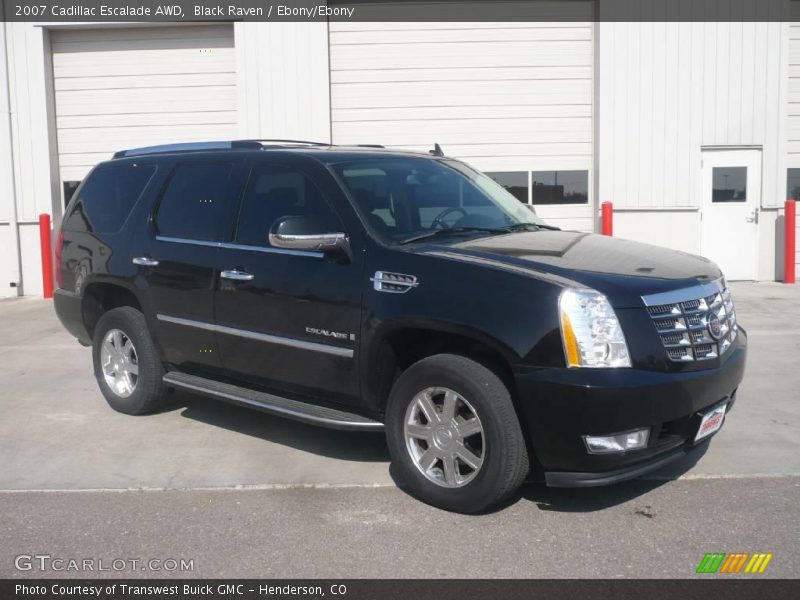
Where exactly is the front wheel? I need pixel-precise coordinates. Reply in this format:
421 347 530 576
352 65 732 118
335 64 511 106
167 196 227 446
385 354 529 513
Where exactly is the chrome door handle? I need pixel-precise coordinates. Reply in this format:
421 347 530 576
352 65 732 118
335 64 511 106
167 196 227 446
132 256 159 267
745 208 759 224
221 270 254 282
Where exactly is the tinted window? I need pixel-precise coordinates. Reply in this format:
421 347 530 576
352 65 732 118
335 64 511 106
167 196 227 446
156 162 235 241
487 172 529 203
63 164 156 233
712 167 747 202
236 165 341 247
532 170 588 205
62 180 81 210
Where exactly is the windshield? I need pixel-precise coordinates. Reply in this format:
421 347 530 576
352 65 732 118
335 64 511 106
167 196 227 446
330 157 547 244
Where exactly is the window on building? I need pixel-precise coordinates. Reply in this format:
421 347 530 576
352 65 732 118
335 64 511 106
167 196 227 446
156 162 235 241
486 172 529 203
532 170 589 205
64 164 156 234
787 169 800 200
235 165 341 247
712 167 747 202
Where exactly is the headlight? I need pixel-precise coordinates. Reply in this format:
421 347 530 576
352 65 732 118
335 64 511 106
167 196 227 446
559 288 631 368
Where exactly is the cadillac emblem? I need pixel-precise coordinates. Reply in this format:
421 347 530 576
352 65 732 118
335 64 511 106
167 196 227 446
707 312 723 340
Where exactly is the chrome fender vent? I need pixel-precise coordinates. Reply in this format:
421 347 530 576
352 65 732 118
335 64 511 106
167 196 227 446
371 271 419 294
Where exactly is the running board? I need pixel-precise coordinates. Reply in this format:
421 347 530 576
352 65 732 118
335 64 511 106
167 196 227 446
163 372 384 432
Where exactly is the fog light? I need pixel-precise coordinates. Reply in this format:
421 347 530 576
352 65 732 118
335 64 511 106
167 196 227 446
583 428 649 454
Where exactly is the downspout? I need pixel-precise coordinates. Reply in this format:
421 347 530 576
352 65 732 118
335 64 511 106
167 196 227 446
1 17 22 295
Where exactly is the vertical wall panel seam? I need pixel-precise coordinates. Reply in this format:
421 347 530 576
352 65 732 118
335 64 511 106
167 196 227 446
2 19 22 292
23 26 34 221
327 20 333 144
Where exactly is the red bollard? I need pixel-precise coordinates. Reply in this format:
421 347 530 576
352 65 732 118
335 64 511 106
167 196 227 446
786 199 796 284
39 213 54 299
601 201 613 236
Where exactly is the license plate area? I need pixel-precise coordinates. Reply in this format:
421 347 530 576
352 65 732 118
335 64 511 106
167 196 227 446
694 403 728 442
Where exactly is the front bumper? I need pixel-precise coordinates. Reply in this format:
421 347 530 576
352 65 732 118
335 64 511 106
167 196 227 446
514 333 746 486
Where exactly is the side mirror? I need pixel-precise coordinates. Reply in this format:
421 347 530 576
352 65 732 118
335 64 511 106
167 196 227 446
269 216 348 253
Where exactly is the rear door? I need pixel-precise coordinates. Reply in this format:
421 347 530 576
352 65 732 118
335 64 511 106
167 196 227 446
213 157 364 402
139 159 244 373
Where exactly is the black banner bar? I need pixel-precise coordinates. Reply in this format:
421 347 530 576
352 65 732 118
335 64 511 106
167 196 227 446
0 0 795 23
2 579 800 600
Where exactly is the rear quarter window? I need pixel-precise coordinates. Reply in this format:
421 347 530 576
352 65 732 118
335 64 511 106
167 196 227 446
63 164 157 234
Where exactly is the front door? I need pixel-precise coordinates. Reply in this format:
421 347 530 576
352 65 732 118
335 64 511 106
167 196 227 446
214 159 363 403
700 149 761 280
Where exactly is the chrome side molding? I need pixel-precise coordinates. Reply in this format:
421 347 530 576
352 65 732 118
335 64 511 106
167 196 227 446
156 314 353 358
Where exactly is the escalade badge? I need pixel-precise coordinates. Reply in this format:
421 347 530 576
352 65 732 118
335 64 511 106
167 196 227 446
707 313 722 340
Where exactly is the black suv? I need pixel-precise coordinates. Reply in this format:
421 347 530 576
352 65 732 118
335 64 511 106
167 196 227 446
54 140 746 512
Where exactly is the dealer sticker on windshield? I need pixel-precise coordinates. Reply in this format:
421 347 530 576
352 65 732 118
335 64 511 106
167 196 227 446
694 404 728 442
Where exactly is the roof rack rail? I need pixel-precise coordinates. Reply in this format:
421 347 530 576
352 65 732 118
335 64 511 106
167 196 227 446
112 140 262 159
236 139 331 146
111 138 383 159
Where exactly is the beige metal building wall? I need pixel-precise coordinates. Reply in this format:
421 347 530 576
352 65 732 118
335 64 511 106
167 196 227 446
329 2 596 231
598 0 789 281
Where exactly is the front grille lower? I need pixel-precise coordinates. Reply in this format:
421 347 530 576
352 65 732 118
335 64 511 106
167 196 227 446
645 283 738 363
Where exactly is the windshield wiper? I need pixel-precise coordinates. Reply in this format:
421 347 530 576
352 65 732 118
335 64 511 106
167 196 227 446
502 222 561 232
398 226 509 245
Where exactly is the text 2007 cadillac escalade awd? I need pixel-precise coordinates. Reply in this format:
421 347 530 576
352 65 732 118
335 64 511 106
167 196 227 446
53 140 746 513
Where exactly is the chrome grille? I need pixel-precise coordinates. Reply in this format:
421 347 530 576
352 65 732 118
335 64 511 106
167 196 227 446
643 281 738 363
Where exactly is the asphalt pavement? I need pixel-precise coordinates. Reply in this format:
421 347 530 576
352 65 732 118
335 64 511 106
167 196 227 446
1 282 799 578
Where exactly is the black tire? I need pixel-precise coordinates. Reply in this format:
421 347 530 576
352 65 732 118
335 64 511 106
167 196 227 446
92 306 167 415
385 353 529 513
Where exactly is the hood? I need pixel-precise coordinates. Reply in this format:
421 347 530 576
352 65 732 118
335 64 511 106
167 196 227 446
417 230 722 308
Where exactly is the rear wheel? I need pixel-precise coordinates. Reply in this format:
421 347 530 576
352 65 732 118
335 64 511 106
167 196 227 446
92 306 167 415
385 353 529 513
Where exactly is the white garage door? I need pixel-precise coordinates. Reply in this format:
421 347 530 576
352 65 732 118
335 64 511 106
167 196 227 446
51 25 237 187
329 3 595 231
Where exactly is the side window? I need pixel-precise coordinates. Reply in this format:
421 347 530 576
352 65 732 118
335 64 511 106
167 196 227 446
235 165 342 247
63 164 156 234
155 162 235 241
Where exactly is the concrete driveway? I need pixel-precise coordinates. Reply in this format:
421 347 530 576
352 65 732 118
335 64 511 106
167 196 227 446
2 282 798 491
1 282 799 578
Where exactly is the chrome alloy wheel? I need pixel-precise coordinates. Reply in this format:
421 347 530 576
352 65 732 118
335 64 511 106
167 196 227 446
403 387 485 488
100 329 139 398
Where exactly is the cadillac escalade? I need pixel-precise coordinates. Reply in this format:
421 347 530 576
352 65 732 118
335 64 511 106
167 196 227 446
53 140 746 512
